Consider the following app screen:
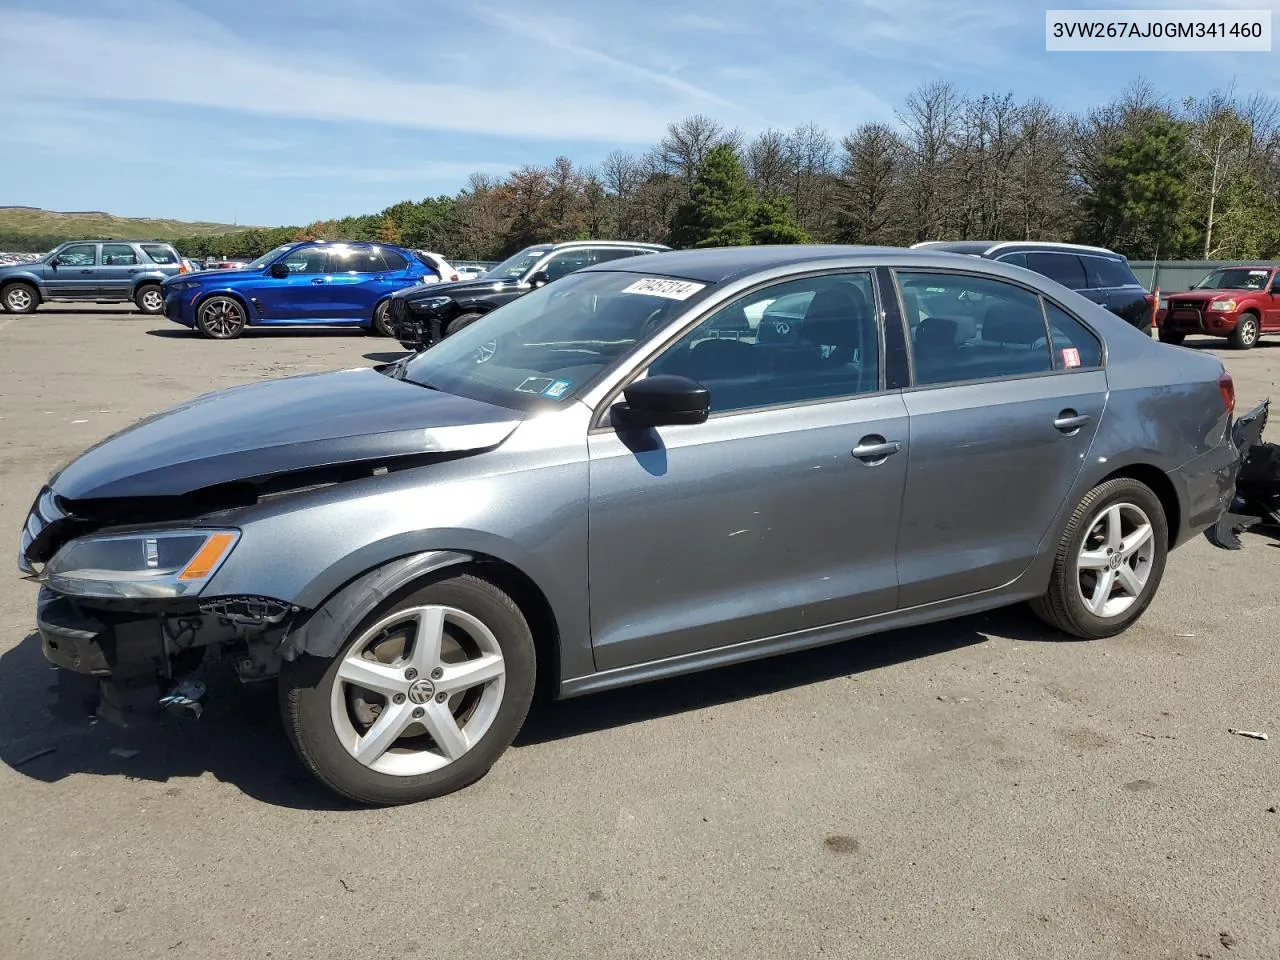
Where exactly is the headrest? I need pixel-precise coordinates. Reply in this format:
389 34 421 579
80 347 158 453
915 316 961 350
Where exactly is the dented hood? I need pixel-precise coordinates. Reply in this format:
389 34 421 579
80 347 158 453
50 367 525 500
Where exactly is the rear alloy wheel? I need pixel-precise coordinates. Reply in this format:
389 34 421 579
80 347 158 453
280 573 536 806
196 296 247 339
1157 328 1185 346
1030 477 1168 639
135 284 164 315
2 282 38 314
1229 313 1259 350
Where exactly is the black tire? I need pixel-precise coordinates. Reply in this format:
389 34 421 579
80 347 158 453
444 312 483 337
1157 328 1185 346
1030 477 1169 640
195 295 247 339
1229 312 1260 350
134 283 164 315
370 299 393 337
1 282 39 314
279 573 536 806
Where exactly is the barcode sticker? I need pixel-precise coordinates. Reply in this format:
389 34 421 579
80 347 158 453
621 278 706 300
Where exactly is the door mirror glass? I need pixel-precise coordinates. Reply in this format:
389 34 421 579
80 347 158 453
613 374 710 428
269 261 291 279
528 270 550 288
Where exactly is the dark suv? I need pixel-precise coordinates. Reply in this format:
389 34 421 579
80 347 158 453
0 240 187 315
911 241 1155 332
385 240 670 350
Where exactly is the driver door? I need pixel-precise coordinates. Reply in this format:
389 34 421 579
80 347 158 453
586 270 908 671
253 246 331 320
46 243 101 298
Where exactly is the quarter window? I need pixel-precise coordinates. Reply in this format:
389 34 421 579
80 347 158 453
379 248 408 271
101 243 138 266
896 271 1052 386
141 244 178 264
647 273 881 413
1044 302 1103 369
1026 252 1089 290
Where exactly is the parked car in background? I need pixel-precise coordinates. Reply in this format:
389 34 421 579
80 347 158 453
385 240 670 350
163 240 434 339
412 250 461 284
180 257 204 274
0 240 186 315
204 257 250 270
1155 264 1280 349
21 244 1238 805
911 240 1156 332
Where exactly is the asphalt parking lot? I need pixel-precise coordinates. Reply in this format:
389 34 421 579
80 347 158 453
1 305 1278 960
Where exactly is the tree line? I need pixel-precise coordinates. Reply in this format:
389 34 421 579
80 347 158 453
14 78 1280 263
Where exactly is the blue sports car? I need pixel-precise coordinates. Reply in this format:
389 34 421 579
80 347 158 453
162 241 437 339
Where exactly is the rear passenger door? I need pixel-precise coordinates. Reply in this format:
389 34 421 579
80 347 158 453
892 269 1108 608
1023 251 1105 306
1082 254 1152 329
98 243 141 298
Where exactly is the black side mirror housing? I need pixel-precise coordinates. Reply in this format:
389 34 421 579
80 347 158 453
268 262 291 279
612 374 710 429
528 270 550 288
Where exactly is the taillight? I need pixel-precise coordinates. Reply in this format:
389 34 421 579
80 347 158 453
179 263 189 274
450 273 459 282
1219 370 1235 414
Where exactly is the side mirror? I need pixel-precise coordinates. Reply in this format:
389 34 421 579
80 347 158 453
268 262 291 279
611 374 710 429
528 270 550 288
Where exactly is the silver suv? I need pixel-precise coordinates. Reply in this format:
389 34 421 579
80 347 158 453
0 240 187 315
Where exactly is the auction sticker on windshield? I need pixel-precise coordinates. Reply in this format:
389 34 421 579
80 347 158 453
621 278 707 300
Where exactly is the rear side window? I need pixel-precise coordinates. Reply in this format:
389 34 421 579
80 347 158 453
897 271 1053 386
141 244 178 264
379 249 408 271
1084 256 1139 289
329 248 386 273
1026 252 1088 290
100 243 138 266
1044 302 1103 369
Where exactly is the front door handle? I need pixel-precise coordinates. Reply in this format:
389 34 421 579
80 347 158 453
852 436 902 463
1054 410 1091 434
311 278 327 285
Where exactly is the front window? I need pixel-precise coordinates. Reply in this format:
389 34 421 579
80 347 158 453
1194 267 1272 291
52 243 96 266
482 247 552 280
245 244 299 270
398 271 714 410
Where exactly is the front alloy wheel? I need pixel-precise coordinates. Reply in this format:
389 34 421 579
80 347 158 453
1230 314 1259 350
196 296 247 339
280 573 536 805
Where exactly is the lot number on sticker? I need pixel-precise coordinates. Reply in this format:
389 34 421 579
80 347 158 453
1061 347 1081 368
622 278 706 300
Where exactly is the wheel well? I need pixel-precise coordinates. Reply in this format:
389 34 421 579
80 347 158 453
132 279 162 297
1 279 38 295
463 557 563 702
195 289 251 318
1099 464 1181 547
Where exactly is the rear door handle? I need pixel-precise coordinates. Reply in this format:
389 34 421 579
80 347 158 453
852 436 902 463
1054 411 1090 433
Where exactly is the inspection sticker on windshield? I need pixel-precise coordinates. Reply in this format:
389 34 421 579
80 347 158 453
621 278 706 300
516 377 555 394
542 379 572 399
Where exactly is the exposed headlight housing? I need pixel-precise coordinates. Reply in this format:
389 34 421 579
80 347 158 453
42 529 240 599
1209 299 1238 312
408 296 453 313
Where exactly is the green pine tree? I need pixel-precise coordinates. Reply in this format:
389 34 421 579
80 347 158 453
750 191 810 245
668 144 755 248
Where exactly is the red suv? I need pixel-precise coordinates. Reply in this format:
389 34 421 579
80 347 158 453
1158 264 1280 349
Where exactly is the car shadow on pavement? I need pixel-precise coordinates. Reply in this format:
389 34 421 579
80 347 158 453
0 605 1063 809
363 351 411 363
145 328 370 340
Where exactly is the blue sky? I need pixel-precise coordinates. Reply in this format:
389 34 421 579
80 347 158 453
0 0 1276 226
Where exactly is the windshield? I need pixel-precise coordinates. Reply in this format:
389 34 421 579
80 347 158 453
482 247 551 280
399 270 714 411
1194 267 1273 291
245 244 298 270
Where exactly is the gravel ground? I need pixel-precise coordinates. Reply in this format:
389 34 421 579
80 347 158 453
0 306 1277 960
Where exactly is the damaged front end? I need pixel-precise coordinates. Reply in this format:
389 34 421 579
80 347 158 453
1206 398 1280 549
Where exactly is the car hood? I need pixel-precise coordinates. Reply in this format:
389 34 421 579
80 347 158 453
50 366 525 501
394 275 522 302
168 267 260 285
1170 289 1252 301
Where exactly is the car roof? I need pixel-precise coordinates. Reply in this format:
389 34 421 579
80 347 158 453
577 243 941 283
913 239 1123 258
547 240 670 250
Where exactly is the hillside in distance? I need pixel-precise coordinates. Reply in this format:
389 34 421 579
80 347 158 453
0 206 258 249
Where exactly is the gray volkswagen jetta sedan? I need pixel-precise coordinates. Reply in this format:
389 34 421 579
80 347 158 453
19 245 1239 805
